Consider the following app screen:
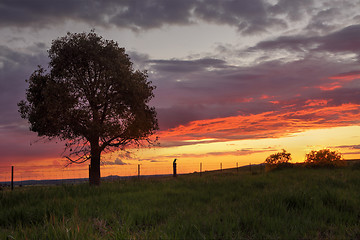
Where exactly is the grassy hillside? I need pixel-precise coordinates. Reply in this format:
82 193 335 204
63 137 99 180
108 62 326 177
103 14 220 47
2 166 360 239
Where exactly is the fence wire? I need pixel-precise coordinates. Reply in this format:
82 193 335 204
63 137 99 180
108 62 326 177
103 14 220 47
0 161 263 187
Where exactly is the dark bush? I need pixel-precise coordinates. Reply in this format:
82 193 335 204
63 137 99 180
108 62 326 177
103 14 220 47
304 149 345 168
265 149 293 171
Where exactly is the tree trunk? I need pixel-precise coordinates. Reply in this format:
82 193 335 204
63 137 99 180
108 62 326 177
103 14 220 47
89 141 101 186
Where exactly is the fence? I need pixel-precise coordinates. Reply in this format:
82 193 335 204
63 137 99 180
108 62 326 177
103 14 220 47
0 161 264 188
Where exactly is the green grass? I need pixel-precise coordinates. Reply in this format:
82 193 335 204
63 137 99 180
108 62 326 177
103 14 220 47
2 166 360 239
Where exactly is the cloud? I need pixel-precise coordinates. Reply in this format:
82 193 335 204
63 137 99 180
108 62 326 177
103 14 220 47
269 0 313 22
149 58 227 73
318 25 360 53
315 72 360 91
306 7 342 33
0 125 65 166
102 158 128 166
251 24 360 54
0 0 115 28
1 0 358 39
149 47 360 130
328 144 360 157
109 0 196 31
0 45 48 125
140 159 165 163
158 103 360 147
329 71 360 81
306 0 360 34
0 44 65 166
117 151 136 160
108 151 165 163
192 0 287 34
332 144 360 150
0 0 312 34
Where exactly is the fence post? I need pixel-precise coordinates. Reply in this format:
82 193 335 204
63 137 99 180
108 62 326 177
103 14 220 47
89 164 91 182
200 162 202 176
11 166 14 191
173 159 177 177
138 164 140 179
236 162 238 172
220 162 222 171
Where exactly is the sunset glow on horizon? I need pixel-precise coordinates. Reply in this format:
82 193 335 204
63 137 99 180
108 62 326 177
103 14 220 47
1 1 360 181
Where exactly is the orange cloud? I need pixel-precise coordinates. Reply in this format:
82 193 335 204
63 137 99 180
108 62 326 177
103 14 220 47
159 103 360 145
319 84 342 91
318 73 360 91
261 94 272 99
329 73 360 81
305 99 328 107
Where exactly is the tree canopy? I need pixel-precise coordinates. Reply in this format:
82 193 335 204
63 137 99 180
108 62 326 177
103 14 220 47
18 31 158 185
265 149 292 165
305 149 344 167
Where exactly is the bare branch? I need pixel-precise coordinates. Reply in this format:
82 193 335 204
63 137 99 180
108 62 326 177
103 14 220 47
64 155 91 167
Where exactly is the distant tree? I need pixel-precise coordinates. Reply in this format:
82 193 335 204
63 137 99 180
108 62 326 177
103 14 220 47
18 31 158 185
265 149 292 165
305 149 344 167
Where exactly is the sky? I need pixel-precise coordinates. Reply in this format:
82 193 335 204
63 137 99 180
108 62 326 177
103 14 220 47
1 0 360 180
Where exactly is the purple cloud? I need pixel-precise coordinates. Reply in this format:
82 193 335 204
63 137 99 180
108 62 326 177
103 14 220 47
0 0 318 34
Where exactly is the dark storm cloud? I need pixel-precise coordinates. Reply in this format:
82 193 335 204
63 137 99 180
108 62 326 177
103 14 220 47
151 53 358 104
252 24 360 54
250 35 314 52
0 45 48 125
109 0 196 30
0 0 113 28
318 25 360 53
192 0 287 34
306 7 342 33
0 44 64 164
269 0 313 21
0 0 316 34
306 0 360 34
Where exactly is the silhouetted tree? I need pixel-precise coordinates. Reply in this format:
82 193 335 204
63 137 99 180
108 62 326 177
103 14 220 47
18 31 158 185
264 149 292 171
265 149 292 165
305 149 344 167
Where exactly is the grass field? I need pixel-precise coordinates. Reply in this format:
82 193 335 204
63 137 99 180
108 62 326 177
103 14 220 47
1 165 360 239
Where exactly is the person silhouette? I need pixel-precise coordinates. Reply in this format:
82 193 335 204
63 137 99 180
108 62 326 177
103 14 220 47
173 159 177 177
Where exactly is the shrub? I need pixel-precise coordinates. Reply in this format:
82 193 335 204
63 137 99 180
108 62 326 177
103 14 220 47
304 149 345 168
265 149 292 171
265 149 292 165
